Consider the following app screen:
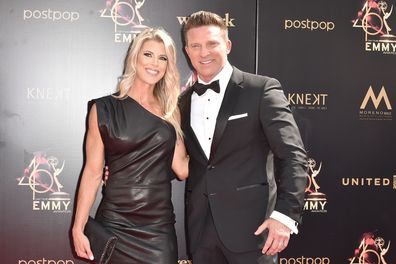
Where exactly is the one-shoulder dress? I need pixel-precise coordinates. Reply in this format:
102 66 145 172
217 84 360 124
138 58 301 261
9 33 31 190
93 95 177 264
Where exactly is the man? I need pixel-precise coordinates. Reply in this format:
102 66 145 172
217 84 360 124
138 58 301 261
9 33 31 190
179 11 307 264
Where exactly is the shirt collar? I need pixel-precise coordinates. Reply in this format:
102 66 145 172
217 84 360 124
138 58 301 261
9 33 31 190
197 62 233 93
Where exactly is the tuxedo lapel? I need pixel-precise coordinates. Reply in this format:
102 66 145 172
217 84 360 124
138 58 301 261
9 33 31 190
179 89 208 163
209 68 243 162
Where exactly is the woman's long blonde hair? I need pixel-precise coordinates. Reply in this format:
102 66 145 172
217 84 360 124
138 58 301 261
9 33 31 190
114 27 182 139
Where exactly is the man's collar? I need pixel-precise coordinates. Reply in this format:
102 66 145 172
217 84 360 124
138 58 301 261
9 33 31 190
197 62 233 86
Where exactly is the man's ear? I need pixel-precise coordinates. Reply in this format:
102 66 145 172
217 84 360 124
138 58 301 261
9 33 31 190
226 39 232 55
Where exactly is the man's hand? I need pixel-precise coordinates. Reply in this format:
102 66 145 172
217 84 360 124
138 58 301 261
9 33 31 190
103 166 109 184
254 218 291 255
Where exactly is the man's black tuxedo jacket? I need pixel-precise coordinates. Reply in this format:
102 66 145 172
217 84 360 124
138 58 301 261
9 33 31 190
179 67 307 254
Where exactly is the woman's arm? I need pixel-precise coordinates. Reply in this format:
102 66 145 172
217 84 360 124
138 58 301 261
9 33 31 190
72 104 105 261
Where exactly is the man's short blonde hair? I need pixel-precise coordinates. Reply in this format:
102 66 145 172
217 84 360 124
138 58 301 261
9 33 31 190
183 11 228 43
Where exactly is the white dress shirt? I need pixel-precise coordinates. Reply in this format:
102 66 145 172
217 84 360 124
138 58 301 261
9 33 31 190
191 62 233 158
190 62 298 234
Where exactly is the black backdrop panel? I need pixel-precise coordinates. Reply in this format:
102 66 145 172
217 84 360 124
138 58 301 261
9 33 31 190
1 0 394 263
0 0 256 263
258 1 395 263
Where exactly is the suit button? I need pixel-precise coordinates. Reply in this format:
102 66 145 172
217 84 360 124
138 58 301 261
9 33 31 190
207 165 215 170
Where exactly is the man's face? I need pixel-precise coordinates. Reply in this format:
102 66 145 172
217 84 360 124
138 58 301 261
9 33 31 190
185 25 232 83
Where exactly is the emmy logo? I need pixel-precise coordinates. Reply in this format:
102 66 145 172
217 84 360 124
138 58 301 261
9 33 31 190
304 158 327 212
349 233 391 264
353 0 396 40
305 158 326 200
100 0 148 42
17 152 71 212
353 1 396 54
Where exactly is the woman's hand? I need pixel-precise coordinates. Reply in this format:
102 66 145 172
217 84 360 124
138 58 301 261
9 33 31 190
72 228 94 261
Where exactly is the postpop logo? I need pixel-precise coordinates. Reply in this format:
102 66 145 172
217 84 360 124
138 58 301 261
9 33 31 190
23 8 79 22
284 19 335 31
18 259 74 264
279 256 331 264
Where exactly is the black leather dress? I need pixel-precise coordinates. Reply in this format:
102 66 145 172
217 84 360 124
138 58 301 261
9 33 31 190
93 95 177 264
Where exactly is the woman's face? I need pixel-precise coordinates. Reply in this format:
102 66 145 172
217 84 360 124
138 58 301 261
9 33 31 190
135 39 168 87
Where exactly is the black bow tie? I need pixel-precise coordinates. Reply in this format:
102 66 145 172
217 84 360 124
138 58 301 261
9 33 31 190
192 80 220 96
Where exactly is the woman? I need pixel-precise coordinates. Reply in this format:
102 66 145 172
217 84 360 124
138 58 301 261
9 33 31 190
72 27 189 264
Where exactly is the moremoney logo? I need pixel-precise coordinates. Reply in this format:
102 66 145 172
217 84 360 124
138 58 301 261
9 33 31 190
359 86 392 121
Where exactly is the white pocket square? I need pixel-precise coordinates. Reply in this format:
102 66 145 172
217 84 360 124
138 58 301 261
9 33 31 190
228 113 248 120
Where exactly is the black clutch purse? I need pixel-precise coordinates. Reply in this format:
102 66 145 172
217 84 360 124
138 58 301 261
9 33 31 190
84 216 118 264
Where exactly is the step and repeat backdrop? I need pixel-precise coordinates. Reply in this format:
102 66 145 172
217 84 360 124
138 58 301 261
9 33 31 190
0 0 394 263
258 1 395 263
